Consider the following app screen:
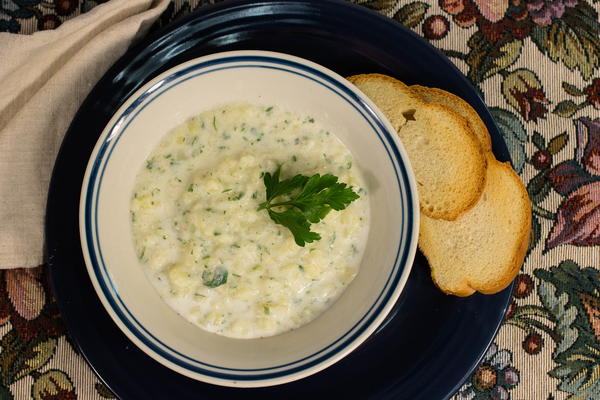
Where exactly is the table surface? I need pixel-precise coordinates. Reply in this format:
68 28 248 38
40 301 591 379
1 0 599 399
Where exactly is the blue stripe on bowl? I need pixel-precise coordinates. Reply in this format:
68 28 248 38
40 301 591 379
83 54 415 381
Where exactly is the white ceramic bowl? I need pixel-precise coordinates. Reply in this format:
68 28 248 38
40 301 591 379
80 50 418 387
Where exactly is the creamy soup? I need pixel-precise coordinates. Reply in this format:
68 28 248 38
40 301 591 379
130 103 369 339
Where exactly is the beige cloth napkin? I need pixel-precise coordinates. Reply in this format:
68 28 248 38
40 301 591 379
0 0 170 269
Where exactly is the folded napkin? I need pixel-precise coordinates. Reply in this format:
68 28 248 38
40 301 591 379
0 0 169 269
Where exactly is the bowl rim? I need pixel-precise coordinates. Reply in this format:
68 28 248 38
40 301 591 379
79 50 419 387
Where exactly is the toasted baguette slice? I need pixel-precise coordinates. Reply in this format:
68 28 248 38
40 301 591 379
419 156 531 296
349 74 487 220
348 74 422 132
410 85 493 152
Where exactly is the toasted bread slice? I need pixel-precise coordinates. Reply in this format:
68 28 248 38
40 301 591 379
348 74 422 132
419 155 531 296
349 74 487 220
410 85 493 152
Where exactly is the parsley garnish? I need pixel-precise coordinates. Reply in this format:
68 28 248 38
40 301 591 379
258 165 360 246
202 266 228 288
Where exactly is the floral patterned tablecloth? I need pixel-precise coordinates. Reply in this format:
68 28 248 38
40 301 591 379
1 0 599 399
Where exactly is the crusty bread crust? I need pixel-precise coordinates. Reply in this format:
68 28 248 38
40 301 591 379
419 157 531 296
410 85 493 152
348 74 487 220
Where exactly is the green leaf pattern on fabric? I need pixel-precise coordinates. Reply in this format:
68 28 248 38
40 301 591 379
393 1 429 28
467 33 523 84
530 3 600 80
489 107 528 173
535 262 600 400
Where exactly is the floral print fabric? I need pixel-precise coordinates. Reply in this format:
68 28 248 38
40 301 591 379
1 0 599 399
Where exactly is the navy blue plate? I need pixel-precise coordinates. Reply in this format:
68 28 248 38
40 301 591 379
46 1 513 399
